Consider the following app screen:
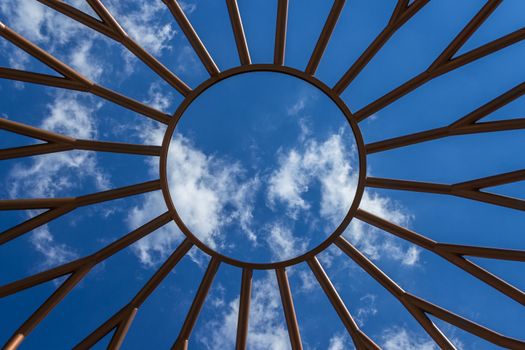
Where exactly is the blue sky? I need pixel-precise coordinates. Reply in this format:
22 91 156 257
0 0 524 349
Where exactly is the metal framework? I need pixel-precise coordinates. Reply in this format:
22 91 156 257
0 0 524 349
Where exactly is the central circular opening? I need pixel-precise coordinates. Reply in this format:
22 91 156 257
162 69 363 266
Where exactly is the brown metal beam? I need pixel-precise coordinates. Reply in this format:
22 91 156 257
406 293 525 349
307 257 380 350
0 180 161 244
366 82 525 153
235 268 252 350
333 0 429 94
0 117 162 159
226 0 251 65
0 212 171 298
274 0 288 65
0 22 171 124
352 6 525 122
74 239 193 350
305 0 346 75
366 173 525 211
36 0 191 95
355 209 525 305
276 268 303 350
162 0 220 76
334 237 456 349
173 258 220 349
428 0 502 71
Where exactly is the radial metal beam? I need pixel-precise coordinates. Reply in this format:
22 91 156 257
366 171 525 211
334 236 456 349
0 22 171 124
305 0 346 75
276 268 303 350
1 213 174 350
73 239 193 350
37 0 191 95
274 0 288 65
173 258 220 349
226 0 251 65
352 3 524 122
355 209 525 305
333 0 429 94
162 0 220 76
366 82 525 153
307 257 380 349
0 117 162 159
0 180 161 244
235 268 252 350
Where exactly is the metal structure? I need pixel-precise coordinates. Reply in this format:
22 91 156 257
0 0 524 349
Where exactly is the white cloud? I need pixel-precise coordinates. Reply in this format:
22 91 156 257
7 93 109 267
199 273 290 350
356 294 378 327
106 0 176 56
69 41 104 81
382 328 438 350
267 129 420 266
265 222 308 261
127 124 259 266
328 333 354 350
29 226 77 269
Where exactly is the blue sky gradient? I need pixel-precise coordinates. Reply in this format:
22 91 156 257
1 0 524 349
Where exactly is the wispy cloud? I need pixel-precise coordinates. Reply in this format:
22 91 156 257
198 273 290 350
382 327 438 350
7 92 109 268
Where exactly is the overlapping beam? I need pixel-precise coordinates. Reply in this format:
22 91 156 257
0 180 161 244
0 21 171 124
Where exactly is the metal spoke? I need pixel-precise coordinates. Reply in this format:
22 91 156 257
162 0 219 76
305 0 346 75
1 213 173 350
307 257 380 350
1 116 161 159
172 258 220 349
226 0 251 65
334 236 456 349
333 0 429 94
0 180 161 244
36 0 190 95
366 82 525 153
276 268 303 350
366 171 525 211
353 3 525 122
73 239 193 350
235 268 252 350
406 293 525 348
274 0 288 66
355 209 525 305
0 22 171 124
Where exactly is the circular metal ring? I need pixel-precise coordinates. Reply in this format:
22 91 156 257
160 64 367 270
